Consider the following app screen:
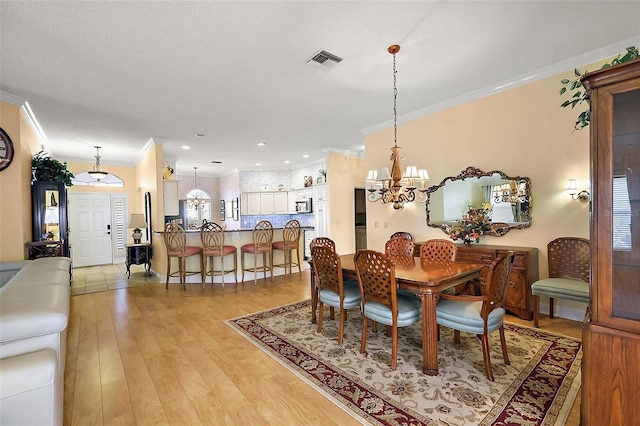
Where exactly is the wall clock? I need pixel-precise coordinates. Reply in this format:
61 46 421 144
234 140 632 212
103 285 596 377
0 127 15 172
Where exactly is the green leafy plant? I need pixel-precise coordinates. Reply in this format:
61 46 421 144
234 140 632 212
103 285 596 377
32 151 74 186
560 46 639 131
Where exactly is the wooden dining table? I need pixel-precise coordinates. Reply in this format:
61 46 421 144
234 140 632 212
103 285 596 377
312 253 483 376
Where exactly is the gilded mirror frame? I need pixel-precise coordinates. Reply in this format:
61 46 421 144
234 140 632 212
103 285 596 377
425 166 532 237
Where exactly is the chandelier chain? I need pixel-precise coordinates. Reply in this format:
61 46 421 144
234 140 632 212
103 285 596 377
392 51 398 148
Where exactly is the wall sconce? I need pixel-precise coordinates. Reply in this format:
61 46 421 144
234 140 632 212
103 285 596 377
567 179 590 201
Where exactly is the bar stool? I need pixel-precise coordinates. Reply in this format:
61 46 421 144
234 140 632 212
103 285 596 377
241 220 274 284
163 222 204 290
272 219 302 277
200 222 238 286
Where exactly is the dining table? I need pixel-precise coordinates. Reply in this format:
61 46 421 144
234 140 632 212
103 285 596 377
312 253 484 376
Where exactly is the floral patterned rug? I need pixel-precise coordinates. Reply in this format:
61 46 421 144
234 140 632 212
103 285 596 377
225 300 582 426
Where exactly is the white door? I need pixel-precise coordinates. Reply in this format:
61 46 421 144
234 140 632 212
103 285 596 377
69 194 115 267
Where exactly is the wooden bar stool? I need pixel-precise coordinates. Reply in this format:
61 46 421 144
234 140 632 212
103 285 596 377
272 219 302 277
241 220 274 284
200 222 238 286
163 222 204 290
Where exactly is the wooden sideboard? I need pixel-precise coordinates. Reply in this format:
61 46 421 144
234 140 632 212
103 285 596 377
416 242 539 320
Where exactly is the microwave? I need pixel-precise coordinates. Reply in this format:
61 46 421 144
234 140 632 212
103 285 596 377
295 198 313 213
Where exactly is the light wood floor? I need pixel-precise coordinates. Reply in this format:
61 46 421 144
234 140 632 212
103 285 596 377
65 267 582 425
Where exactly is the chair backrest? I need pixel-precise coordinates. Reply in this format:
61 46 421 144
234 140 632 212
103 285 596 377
354 250 397 310
283 219 301 244
200 221 225 250
311 245 345 296
547 237 590 282
252 220 274 248
420 239 457 262
390 231 413 241
481 251 515 318
310 237 336 252
385 236 415 257
164 222 186 254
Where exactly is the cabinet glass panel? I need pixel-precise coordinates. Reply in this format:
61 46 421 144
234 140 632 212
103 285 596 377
611 89 640 321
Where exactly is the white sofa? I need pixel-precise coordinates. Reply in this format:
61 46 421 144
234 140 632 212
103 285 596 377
0 257 71 426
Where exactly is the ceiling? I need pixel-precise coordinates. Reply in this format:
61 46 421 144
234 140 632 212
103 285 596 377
1 1 639 177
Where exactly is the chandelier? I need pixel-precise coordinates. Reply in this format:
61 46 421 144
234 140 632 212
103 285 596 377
187 166 205 209
493 180 528 204
366 45 429 210
71 146 124 187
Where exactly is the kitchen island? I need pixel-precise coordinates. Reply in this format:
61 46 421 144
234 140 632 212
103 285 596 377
153 226 312 284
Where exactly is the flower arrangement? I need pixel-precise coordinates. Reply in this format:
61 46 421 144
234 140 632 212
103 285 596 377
449 205 492 245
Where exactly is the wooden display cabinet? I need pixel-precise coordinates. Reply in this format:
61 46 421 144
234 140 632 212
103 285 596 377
580 59 640 425
31 181 69 257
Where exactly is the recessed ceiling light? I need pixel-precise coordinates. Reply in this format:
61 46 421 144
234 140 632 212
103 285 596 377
284 160 290 164
257 141 266 147
195 134 205 138
256 163 261 166
302 154 309 158
182 145 191 150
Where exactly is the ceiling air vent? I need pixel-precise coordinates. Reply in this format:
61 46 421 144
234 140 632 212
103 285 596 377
306 49 343 70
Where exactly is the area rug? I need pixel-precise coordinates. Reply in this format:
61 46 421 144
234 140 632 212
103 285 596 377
225 300 582 426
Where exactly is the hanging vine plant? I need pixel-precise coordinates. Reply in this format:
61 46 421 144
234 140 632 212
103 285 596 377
560 46 639 131
32 150 74 186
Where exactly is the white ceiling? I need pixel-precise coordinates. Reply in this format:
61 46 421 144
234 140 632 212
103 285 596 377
1 1 639 177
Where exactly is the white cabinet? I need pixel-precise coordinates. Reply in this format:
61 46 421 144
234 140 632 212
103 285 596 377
240 193 247 215
314 199 328 237
260 192 274 213
163 180 179 216
313 184 327 201
287 191 297 213
273 192 288 214
297 188 312 199
246 193 261 215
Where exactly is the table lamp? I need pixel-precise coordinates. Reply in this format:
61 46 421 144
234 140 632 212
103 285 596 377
127 213 147 244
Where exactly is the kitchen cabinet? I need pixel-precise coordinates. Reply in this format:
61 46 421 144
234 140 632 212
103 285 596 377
163 180 179 216
260 192 274 213
31 181 69 257
453 244 538 320
287 191 297 213
245 193 261 215
273 191 288 214
581 59 640 426
240 193 248 215
313 184 326 201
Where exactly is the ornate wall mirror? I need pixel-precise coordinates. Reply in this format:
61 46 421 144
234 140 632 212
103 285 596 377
426 166 532 236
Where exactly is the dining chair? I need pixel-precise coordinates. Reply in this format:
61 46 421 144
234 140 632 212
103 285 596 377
384 236 415 257
435 251 515 381
163 222 204 290
419 239 457 262
272 219 302 277
240 220 274 284
311 245 361 345
354 250 422 370
531 237 590 327
390 231 413 240
309 237 338 323
200 221 238 286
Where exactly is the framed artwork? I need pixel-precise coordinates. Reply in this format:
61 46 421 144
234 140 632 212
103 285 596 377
220 200 225 221
232 197 239 221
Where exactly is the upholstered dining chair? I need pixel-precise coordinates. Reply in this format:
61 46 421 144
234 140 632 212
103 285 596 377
200 221 238 286
241 220 274 284
354 250 422 370
384 236 415 257
390 231 413 240
419 239 457 262
435 251 515 381
311 245 361 345
309 236 338 323
163 222 204 290
272 219 302 277
531 237 590 327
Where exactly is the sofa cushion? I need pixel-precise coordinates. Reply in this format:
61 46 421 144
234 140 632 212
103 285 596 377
31 257 71 271
0 261 31 288
0 286 69 344
5 269 70 290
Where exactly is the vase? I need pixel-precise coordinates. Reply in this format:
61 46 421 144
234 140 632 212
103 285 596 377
464 241 472 247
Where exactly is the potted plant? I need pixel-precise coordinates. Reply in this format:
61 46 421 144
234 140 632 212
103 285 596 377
449 205 492 246
31 151 74 186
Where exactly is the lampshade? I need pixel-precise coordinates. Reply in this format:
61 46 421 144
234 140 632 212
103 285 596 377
127 213 146 244
127 214 147 229
71 146 124 187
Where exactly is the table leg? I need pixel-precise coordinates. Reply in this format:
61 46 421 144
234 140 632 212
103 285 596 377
145 261 152 276
126 261 131 279
419 292 440 375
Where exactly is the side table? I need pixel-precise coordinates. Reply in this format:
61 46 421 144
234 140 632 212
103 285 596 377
125 243 152 278
28 240 64 260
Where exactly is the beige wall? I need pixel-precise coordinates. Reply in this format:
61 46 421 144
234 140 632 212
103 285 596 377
0 102 41 260
364 68 591 318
